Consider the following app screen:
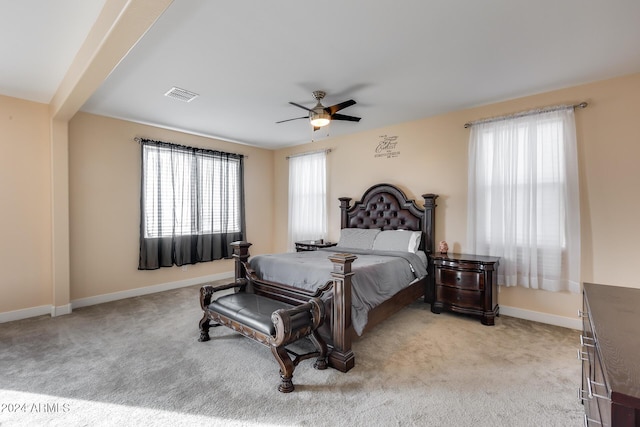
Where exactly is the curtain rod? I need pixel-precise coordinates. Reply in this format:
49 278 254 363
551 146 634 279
286 148 332 160
464 102 588 129
133 137 248 159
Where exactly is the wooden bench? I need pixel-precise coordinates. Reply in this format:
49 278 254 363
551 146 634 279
198 279 328 393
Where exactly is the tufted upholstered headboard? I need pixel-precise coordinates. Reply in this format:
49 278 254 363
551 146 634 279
338 183 438 254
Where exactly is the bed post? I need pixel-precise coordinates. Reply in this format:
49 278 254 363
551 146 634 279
421 194 438 303
328 252 357 372
338 197 352 228
230 241 252 283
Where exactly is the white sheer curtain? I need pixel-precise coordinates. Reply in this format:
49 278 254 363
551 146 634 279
288 151 327 251
467 107 580 293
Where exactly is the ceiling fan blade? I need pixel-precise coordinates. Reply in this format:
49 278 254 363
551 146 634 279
276 116 308 124
289 101 314 113
325 99 356 115
331 113 361 122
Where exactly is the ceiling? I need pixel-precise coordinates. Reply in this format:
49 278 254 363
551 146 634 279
0 0 106 103
4 1 640 149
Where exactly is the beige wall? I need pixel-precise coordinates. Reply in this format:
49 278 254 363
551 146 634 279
3 72 639 326
274 72 640 322
0 95 52 312
67 112 274 300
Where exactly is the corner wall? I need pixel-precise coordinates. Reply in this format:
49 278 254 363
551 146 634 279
0 95 52 314
67 112 274 303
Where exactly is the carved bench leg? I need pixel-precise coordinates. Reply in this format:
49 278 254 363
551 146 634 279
271 345 295 393
198 314 211 342
309 330 328 370
199 285 215 342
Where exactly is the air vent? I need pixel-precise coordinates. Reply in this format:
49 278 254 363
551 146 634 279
164 87 199 102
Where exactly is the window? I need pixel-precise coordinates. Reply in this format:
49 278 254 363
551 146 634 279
138 139 245 269
288 151 327 251
467 108 580 292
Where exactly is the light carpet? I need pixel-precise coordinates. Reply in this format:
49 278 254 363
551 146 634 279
0 282 583 426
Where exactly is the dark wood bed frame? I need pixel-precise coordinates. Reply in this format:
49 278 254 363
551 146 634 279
230 183 438 372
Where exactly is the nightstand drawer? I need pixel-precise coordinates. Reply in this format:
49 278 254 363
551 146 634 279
436 285 482 310
437 268 484 291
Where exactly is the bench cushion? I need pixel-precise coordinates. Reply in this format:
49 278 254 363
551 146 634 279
208 293 312 336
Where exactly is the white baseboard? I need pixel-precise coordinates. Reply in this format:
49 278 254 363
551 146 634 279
0 305 52 324
71 271 234 310
500 305 581 330
3 275 582 332
0 271 234 323
51 304 72 317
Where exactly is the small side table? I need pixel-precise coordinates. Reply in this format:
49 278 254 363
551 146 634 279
295 240 337 252
430 253 500 325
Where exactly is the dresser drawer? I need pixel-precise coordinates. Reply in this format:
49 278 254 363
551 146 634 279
581 283 640 427
436 285 482 309
436 267 484 291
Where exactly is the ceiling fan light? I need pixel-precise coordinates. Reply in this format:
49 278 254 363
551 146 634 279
310 111 330 127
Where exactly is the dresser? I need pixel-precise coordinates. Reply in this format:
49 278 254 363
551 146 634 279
580 283 640 426
429 253 499 325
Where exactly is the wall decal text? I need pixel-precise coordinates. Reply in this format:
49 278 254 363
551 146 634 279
374 135 400 158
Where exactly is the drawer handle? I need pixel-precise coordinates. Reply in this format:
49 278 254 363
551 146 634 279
578 310 588 318
584 413 602 426
576 349 588 361
577 387 589 402
580 335 595 348
587 378 610 401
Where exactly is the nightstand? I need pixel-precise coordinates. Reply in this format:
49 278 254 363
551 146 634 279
295 240 338 252
430 253 500 325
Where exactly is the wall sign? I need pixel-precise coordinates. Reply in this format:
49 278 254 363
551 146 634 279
374 135 400 158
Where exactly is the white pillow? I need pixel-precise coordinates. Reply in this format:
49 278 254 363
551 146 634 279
372 230 422 253
337 228 381 250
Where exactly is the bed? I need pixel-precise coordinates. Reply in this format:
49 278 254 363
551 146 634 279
230 183 438 372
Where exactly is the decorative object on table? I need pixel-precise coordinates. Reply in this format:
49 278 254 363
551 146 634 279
438 240 449 254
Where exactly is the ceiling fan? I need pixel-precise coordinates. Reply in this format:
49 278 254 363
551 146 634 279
276 90 361 131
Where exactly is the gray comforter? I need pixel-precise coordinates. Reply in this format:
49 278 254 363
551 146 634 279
249 247 428 336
